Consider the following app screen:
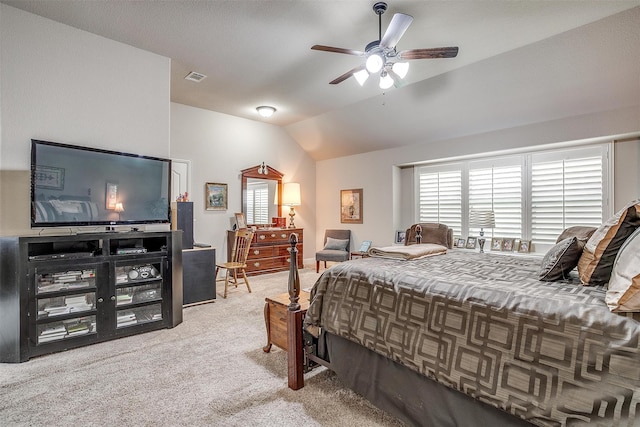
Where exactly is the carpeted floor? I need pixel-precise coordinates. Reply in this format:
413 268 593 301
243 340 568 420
0 268 404 426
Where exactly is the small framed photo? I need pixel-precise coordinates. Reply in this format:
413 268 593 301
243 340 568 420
465 236 477 249
234 212 247 230
503 238 515 252
395 230 406 244
518 240 531 253
456 238 466 248
491 238 503 251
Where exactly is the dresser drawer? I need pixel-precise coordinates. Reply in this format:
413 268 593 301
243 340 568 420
247 246 274 259
254 230 302 243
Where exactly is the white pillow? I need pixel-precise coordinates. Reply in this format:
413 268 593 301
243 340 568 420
605 227 640 312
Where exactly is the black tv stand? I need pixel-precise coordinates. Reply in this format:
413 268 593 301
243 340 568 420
0 230 183 362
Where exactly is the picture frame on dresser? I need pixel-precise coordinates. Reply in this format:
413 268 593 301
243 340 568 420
234 212 247 230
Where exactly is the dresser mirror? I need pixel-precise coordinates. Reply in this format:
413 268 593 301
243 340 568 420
241 165 283 226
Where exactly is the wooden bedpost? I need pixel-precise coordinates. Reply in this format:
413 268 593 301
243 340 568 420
286 232 305 390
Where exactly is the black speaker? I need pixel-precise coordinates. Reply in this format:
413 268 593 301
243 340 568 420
171 202 194 249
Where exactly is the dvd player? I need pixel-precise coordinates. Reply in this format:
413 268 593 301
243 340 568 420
29 252 95 261
116 247 147 255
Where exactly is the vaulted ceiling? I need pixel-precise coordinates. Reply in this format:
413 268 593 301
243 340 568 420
4 1 640 160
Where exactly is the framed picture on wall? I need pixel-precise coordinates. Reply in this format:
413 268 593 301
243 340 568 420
340 188 363 224
205 182 228 211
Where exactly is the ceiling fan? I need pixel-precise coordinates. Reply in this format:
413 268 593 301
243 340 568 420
311 2 458 89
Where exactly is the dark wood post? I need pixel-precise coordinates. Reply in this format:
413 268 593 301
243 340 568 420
286 233 304 390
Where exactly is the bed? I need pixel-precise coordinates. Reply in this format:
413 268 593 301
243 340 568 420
284 228 640 426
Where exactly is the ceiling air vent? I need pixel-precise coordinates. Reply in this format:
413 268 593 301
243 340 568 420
184 71 207 82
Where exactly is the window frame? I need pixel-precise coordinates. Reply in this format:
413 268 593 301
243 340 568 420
414 142 613 252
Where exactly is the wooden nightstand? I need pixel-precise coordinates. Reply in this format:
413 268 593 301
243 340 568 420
263 291 310 352
350 251 369 260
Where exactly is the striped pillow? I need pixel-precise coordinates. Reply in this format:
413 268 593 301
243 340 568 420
577 200 640 285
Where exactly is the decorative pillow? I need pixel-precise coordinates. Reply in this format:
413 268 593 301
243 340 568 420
556 226 597 244
323 237 349 251
605 227 640 312
539 237 584 281
578 200 640 285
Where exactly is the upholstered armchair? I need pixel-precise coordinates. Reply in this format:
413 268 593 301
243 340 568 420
316 229 351 273
404 223 453 249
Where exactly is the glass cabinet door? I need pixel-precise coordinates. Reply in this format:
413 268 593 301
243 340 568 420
33 268 98 345
114 261 164 329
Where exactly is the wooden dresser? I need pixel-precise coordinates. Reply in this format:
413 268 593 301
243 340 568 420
226 228 303 276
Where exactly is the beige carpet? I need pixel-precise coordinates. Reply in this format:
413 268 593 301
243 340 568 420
0 268 404 426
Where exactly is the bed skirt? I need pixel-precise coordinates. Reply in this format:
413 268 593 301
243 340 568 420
325 331 533 427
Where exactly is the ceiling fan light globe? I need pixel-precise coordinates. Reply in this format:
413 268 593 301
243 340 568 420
354 69 369 86
366 54 383 73
379 72 394 89
392 62 409 79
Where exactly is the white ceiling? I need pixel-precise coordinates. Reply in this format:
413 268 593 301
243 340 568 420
3 1 640 160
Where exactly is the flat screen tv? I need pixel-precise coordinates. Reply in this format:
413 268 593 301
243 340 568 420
31 139 171 228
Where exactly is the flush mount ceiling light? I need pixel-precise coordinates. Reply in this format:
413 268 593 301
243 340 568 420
256 106 276 118
311 2 458 89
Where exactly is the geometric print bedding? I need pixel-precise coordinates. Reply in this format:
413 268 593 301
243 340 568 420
304 250 640 426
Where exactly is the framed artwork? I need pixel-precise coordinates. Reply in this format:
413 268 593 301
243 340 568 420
395 230 406 244
503 238 515 251
518 240 531 253
105 182 118 210
491 238 503 251
340 188 363 224
456 238 466 248
465 237 477 249
35 166 65 190
205 182 228 211
234 212 247 230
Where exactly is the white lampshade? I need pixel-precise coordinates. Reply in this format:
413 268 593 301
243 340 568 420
392 62 409 79
114 202 124 213
379 72 394 90
256 106 276 118
354 69 369 86
469 210 496 228
282 182 301 206
365 53 383 73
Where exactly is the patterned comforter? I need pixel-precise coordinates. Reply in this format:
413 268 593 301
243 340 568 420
304 250 640 426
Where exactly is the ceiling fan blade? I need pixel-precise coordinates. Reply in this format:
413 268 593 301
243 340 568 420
311 45 364 56
329 65 366 85
398 47 459 60
380 13 413 49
